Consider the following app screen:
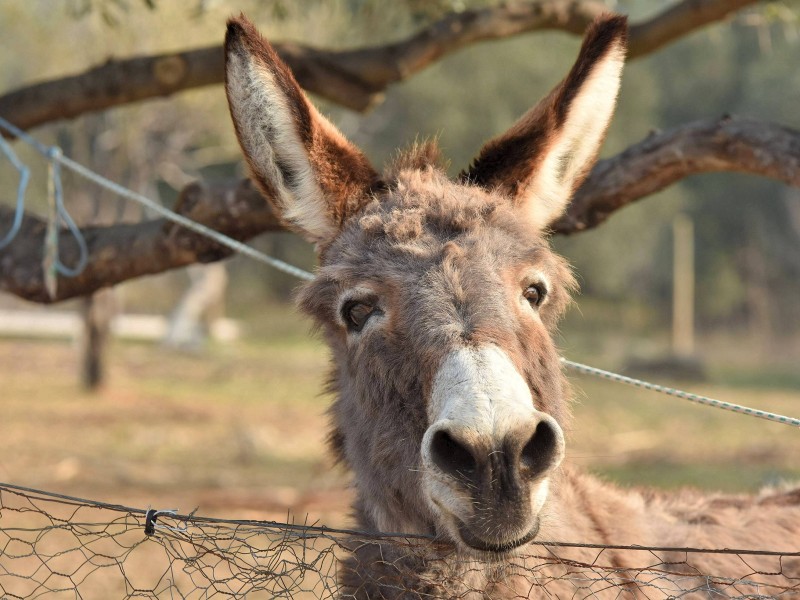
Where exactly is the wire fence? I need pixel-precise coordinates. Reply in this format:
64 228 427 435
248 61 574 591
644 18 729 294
1 482 799 599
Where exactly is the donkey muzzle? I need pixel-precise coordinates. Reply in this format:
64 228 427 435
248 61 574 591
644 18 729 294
421 345 565 551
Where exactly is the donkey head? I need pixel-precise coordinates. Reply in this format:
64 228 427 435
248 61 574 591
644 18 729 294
225 15 626 554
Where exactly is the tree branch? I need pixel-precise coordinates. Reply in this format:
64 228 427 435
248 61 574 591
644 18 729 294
0 0 757 133
1 116 797 304
0 179 281 303
628 0 757 58
551 116 800 234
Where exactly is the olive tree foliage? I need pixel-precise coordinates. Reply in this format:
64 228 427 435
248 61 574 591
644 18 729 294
0 0 799 339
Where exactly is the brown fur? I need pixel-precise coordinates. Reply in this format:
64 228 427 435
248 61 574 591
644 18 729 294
224 14 800 599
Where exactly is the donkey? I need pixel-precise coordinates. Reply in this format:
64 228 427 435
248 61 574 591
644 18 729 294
224 14 800 599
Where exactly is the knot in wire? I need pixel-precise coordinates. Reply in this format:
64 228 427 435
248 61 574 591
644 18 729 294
144 508 179 536
46 146 63 161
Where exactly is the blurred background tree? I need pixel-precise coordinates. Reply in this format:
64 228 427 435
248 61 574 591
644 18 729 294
0 0 798 368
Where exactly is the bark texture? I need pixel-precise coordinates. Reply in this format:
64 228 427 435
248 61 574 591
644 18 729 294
551 116 800 233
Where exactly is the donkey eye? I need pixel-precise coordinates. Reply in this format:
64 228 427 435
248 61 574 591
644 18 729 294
342 300 376 332
523 284 546 308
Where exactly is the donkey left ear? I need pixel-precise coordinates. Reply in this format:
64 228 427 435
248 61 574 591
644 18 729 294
461 15 627 230
224 15 380 247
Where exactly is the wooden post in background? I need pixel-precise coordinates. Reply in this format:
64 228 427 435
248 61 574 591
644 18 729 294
672 213 695 358
80 288 115 390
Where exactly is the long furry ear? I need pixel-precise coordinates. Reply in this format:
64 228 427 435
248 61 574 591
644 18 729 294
224 15 380 246
461 15 627 230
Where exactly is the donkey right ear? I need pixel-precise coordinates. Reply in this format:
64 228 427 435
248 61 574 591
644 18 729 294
461 15 627 231
224 16 380 246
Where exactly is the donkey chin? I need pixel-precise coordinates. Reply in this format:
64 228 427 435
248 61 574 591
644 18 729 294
420 345 566 555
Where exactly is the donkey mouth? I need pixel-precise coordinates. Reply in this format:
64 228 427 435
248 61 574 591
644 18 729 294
456 517 540 553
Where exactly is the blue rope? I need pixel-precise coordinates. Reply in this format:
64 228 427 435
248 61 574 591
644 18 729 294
47 147 89 277
0 133 30 249
0 117 52 154
0 116 313 283
0 119 89 282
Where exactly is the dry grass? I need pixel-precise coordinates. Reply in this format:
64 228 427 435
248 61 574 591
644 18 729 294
566 375 800 491
0 324 350 526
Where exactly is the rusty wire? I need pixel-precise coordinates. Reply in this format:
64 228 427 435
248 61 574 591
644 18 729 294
1 482 798 599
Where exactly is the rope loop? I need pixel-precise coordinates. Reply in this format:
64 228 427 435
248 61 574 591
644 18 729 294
0 134 29 250
50 157 89 278
42 154 89 297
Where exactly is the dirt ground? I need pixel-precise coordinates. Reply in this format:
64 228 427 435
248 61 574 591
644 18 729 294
0 335 351 526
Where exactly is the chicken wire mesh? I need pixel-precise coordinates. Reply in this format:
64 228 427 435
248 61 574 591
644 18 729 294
1 482 798 599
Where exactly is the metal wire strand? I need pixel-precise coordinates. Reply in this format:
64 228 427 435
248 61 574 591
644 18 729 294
562 359 800 428
0 481 798 600
0 117 314 282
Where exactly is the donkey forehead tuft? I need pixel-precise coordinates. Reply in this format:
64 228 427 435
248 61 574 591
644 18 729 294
384 139 448 176
357 169 507 243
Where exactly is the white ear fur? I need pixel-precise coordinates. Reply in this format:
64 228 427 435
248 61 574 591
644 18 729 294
461 16 627 231
525 41 626 229
224 17 379 247
226 50 335 243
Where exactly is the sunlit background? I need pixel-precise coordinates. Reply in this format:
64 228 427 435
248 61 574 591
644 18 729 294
1 0 798 529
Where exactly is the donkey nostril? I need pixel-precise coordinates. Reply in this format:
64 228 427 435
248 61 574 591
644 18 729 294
520 419 559 479
430 430 477 479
